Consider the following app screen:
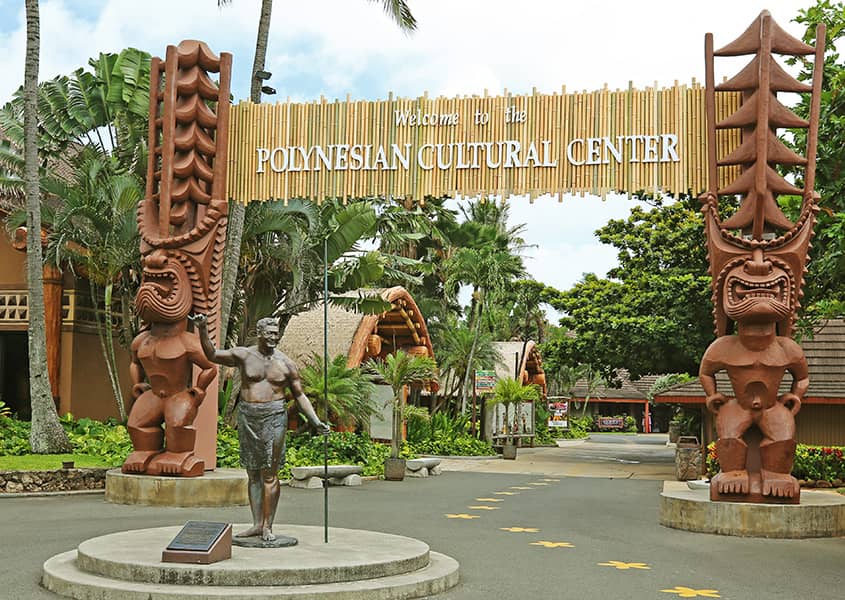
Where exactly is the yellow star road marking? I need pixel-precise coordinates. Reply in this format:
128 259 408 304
468 505 500 510
660 586 720 598
530 540 574 548
495 491 518 495
598 561 651 570
510 486 532 490
475 498 503 502
445 513 480 519
500 527 540 532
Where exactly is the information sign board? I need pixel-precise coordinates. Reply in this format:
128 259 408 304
548 401 569 429
474 370 497 395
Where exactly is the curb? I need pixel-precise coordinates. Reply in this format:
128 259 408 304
1 489 105 499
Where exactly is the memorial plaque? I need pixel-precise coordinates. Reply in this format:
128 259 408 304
162 521 232 564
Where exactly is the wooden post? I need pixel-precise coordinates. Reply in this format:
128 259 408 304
42 263 62 407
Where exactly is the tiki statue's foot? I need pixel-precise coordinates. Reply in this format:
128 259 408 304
146 452 204 477
261 527 277 542
761 470 799 498
235 525 263 538
121 450 160 474
713 469 750 495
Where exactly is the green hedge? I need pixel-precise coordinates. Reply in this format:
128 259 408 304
706 442 845 485
0 410 394 478
406 411 495 457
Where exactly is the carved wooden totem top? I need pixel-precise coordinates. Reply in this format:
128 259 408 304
123 41 232 477
139 40 232 339
699 12 824 503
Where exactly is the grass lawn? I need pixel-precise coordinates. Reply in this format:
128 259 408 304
0 454 112 471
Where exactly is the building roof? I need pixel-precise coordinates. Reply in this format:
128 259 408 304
655 319 845 404
571 370 649 404
491 341 541 382
278 286 434 369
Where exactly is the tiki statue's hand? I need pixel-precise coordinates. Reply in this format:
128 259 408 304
705 392 728 414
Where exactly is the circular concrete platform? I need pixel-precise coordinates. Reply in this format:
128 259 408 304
659 481 845 538
105 468 248 507
43 524 460 599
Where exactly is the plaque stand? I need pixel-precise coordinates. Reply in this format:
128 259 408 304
162 521 232 564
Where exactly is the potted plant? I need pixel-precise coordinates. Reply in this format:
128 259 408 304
366 350 437 480
490 377 541 460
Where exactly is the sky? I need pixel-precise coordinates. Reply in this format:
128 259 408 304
0 0 823 300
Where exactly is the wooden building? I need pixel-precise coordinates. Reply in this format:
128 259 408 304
570 371 653 432
0 224 130 421
655 319 845 446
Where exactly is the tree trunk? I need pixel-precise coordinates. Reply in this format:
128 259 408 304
459 298 482 415
391 386 404 459
24 0 71 454
90 280 126 420
219 0 273 340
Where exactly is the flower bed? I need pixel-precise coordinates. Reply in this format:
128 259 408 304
706 442 845 487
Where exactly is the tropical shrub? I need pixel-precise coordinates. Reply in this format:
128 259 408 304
365 350 438 459
284 431 391 478
59 415 132 465
558 415 592 439
0 403 31 456
300 354 378 429
406 411 495 456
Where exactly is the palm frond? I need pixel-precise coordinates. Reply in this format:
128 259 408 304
369 0 417 33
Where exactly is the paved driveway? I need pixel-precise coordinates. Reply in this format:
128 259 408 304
439 437 677 480
2 459 843 600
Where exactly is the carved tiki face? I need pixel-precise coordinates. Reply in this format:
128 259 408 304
703 200 816 337
722 252 792 325
135 249 193 324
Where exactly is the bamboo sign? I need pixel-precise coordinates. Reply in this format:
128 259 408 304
227 82 740 202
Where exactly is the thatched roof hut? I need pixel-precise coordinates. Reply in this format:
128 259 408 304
491 341 546 395
278 286 435 368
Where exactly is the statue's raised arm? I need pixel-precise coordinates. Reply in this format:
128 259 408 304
190 313 241 367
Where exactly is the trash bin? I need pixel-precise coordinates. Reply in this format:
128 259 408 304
675 436 702 481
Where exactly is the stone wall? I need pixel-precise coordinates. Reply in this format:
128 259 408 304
0 468 108 494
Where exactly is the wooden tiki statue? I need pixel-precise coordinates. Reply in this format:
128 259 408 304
122 41 232 477
699 12 824 503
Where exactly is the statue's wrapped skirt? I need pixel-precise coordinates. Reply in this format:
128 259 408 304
237 400 288 470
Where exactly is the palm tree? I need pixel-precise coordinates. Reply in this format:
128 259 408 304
40 148 142 420
430 318 499 413
489 377 540 445
445 244 524 414
217 0 419 342
0 48 151 192
23 0 71 453
233 198 317 343
366 350 436 459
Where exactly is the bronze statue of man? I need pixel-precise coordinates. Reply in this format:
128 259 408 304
191 314 329 543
